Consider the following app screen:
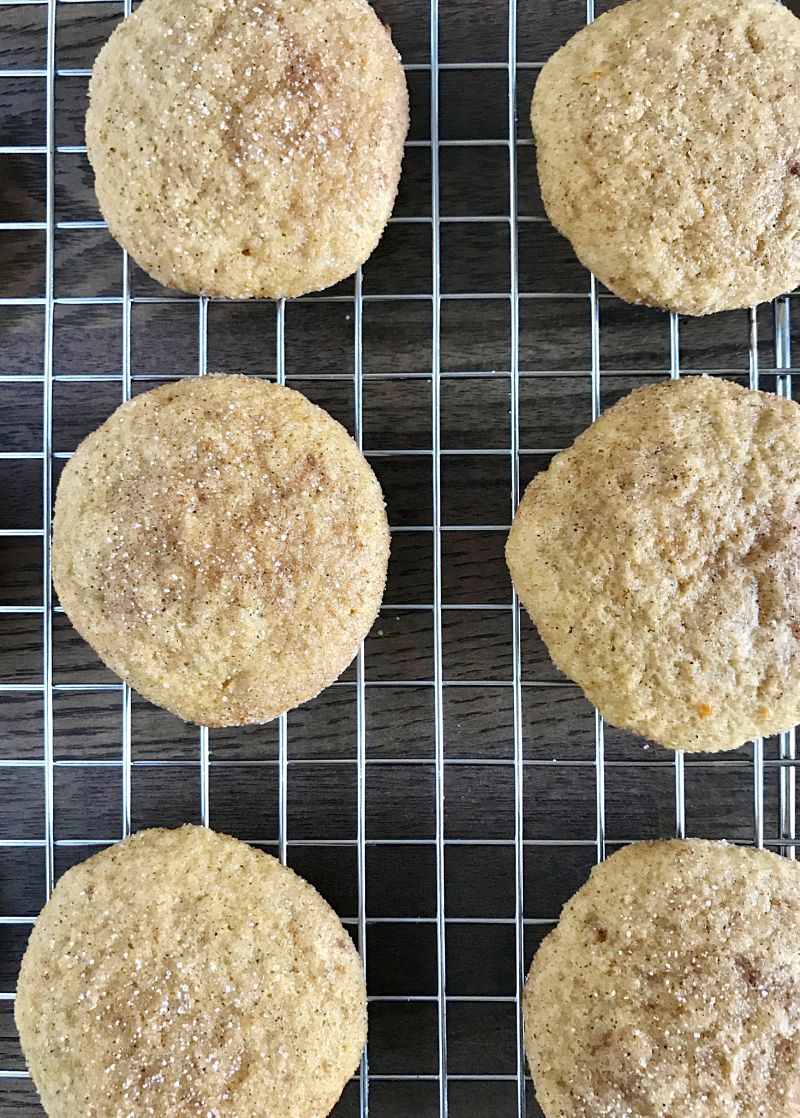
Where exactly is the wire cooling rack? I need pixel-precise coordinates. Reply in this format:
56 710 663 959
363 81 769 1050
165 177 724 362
0 1 799 1115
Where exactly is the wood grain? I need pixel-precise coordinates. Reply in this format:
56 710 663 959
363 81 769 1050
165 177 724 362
1 2 799 1116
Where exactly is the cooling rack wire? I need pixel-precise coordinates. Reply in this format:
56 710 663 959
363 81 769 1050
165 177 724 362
0 0 797 1116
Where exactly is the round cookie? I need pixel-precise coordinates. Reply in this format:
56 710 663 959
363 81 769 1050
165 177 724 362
506 376 800 753
86 0 408 298
532 0 800 316
15 826 367 1118
52 375 389 726
524 840 800 1118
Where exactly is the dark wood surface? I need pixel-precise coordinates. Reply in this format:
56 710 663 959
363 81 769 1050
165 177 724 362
2 1 800 1115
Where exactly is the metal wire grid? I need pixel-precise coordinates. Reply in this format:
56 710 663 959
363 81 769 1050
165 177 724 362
0 1 798 1116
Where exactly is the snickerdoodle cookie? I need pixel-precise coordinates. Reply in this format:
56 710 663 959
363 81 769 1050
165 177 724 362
52 375 389 726
16 826 367 1118
86 0 408 297
506 376 800 752
524 839 800 1118
532 0 800 315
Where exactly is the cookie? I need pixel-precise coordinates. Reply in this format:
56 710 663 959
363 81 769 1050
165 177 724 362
525 839 800 1118
506 376 800 753
15 826 366 1118
52 375 389 726
86 0 408 298
532 0 800 315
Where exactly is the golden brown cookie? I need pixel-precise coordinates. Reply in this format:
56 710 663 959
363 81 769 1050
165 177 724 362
532 0 800 315
506 376 800 752
52 375 389 726
524 839 800 1118
86 0 408 298
15 826 366 1118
